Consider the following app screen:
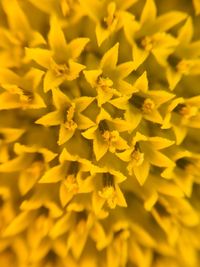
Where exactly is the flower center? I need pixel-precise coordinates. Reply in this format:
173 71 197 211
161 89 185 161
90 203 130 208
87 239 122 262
176 60 192 74
26 160 44 178
131 149 144 166
129 95 155 114
98 173 117 209
64 174 79 193
102 130 119 144
141 36 155 51
141 98 155 114
174 103 198 119
97 76 113 91
64 105 77 130
51 60 69 77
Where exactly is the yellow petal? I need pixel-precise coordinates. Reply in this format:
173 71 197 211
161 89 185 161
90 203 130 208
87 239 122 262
39 165 66 183
25 48 52 69
2 0 30 37
193 0 200 15
134 71 148 93
115 184 127 207
145 149 175 168
100 43 119 72
48 16 67 55
43 69 65 92
93 135 108 161
148 137 174 150
116 61 135 79
35 110 63 126
0 128 25 143
3 211 33 236
95 24 110 47
173 125 187 145
132 44 149 69
133 159 150 185
66 38 90 60
50 214 72 239
0 68 20 84
178 17 193 44
0 155 32 172
83 69 102 88
153 11 188 32
140 0 157 25
58 124 76 145
59 183 74 207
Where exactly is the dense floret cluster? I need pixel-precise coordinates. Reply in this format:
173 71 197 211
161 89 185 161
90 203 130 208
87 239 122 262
0 0 200 266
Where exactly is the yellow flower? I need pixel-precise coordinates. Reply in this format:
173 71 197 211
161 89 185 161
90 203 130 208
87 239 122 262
82 108 130 161
26 16 89 92
162 95 200 144
35 87 94 145
124 0 187 69
112 71 175 130
0 0 45 68
117 132 175 185
0 68 46 110
0 0 200 266
84 43 135 106
80 0 138 46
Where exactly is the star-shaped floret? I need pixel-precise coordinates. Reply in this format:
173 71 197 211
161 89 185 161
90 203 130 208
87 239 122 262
0 128 25 163
124 0 187 69
90 167 127 215
161 149 200 197
26 16 89 92
82 108 131 161
165 17 200 90
80 0 138 46
0 68 46 110
0 143 57 195
39 148 97 207
35 88 95 145
116 132 175 185
84 43 135 107
0 0 46 68
110 71 174 130
162 95 200 144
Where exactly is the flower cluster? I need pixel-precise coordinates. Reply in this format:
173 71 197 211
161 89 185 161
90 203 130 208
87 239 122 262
0 0 200 267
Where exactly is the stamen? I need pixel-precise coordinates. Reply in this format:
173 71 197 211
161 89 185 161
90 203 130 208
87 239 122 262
96 76 113 91
142 98 155 114
131 149 144 166
176 60 192 74
99 173 116 209
102 130 119 144
141 36 155 51
64 105 77 130
64 162 79 193
64 174 79 193
174 104 198 119
50 60 69 77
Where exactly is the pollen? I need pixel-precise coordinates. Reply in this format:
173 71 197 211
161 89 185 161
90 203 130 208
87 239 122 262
63 175 79 193
50 60 69 77
98 186 117 209
131 149 144 166
141 98 155 114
